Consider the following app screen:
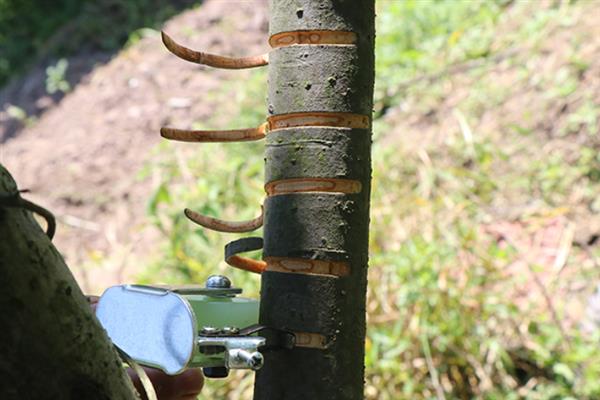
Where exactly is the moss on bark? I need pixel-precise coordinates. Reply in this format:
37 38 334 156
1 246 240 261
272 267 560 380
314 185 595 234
0 164 137 400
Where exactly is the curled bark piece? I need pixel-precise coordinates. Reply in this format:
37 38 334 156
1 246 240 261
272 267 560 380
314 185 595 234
162 31 269 69
225 237 266 274
160 123 267 142
184 206 263 233
227 255 267 274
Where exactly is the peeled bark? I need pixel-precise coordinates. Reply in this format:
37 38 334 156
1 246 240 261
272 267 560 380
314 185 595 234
0 164 137 399
255 1 375 399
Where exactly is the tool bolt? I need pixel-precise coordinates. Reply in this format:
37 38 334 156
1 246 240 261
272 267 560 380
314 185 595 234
200 326 220 335
229 349 264 371
205 275 231 289
248 352 264 370
222 326 240 335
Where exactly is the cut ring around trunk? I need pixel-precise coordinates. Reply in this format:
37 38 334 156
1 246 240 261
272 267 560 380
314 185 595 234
184 206 263 233
162 31 269 69
267 112 370 131
265 177 362 196
293 332 329 349
265 257 349 277
269 30 356 48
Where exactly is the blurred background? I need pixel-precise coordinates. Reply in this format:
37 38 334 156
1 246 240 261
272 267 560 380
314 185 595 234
1 0 600 398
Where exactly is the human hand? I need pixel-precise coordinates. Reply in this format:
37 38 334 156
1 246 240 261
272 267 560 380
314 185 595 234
127 367 204 400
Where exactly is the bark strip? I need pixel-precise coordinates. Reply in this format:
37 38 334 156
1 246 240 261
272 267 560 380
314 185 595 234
162 31 269 69
184 207 263 233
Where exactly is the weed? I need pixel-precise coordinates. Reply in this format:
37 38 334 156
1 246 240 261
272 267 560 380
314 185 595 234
45 59 70 94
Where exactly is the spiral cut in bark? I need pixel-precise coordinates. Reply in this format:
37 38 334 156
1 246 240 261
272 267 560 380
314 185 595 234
162 31 269 69
184 206 263 233
160 123 267 143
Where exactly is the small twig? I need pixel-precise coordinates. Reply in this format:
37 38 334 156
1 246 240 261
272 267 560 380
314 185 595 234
59 214 99 231
553 222 574 273
503 234 571 350
0 190 56 239
390 48 520 95
420 332 447 400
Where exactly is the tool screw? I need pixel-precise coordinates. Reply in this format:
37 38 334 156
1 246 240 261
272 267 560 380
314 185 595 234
222 326 240 335
230 349 264 370
200 327 220 335
205 275 231 289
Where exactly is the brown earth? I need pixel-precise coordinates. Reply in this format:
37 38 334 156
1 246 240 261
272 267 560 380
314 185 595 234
0 0 269 293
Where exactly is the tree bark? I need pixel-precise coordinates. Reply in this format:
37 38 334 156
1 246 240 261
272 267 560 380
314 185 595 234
255 1 375 399
0 164 137 399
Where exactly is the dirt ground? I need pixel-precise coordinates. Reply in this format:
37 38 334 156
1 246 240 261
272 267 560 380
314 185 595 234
0 0 269 293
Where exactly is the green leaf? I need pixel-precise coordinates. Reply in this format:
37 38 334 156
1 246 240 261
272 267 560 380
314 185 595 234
553 363 575 383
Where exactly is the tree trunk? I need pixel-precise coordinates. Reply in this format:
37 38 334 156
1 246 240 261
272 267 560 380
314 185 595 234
255 1 375 399
0 164 137 399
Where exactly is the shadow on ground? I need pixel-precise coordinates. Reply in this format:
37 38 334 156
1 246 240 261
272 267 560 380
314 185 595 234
0 0 200 142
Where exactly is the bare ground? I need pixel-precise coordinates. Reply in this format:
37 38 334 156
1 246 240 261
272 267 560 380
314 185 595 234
0 0 269 293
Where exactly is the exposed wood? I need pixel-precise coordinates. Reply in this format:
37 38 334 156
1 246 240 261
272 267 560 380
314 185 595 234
160 123 267 142
265 177 362 196
269 30 356 47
